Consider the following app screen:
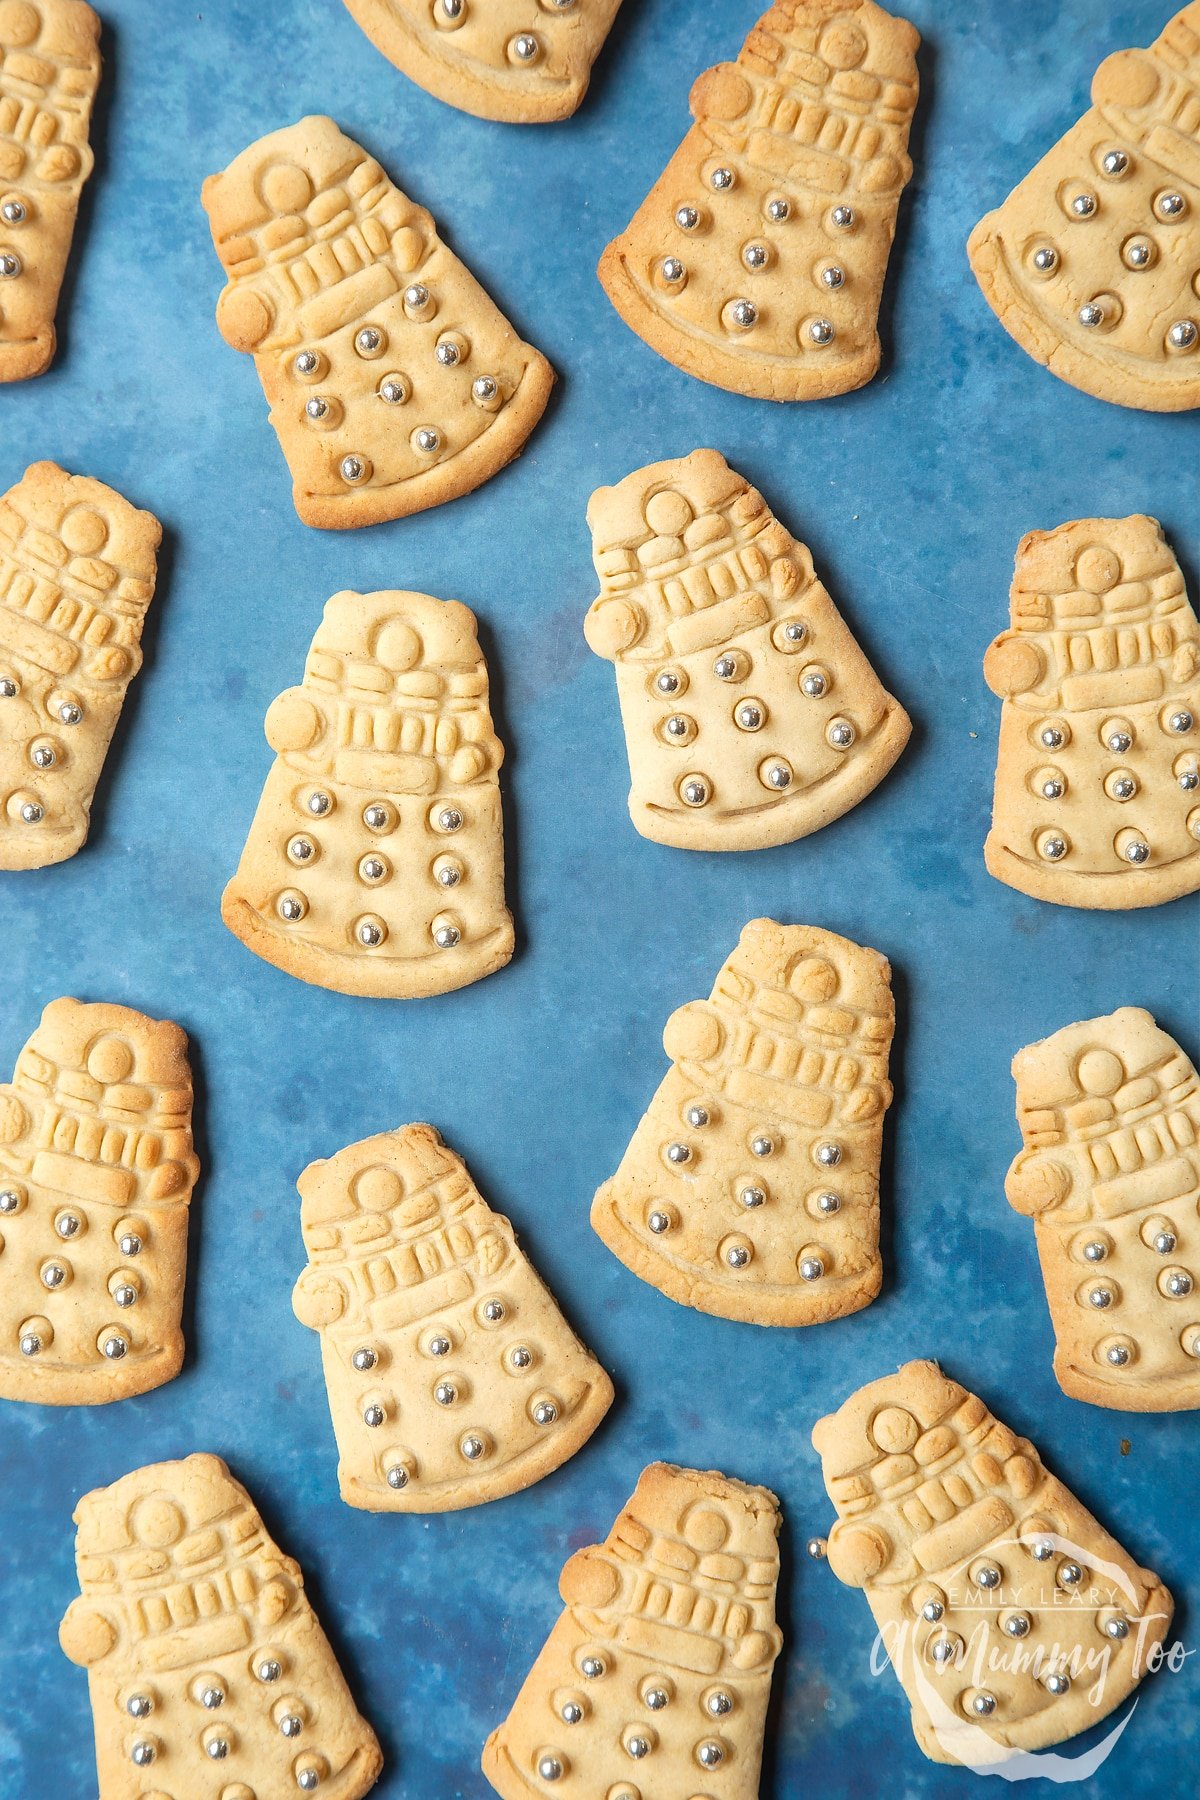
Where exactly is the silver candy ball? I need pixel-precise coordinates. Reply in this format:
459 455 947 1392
765 762 791 789
675 205 699 231
130 1741 156 1766
404 283 430 309
19 1332 41 1357
0 676 16 697
297 1773 320 1793
1031 1538 1055 1562
257 1659 283 1683
357 921 384 947
58 701 83 725
204 1737 229 1759
434 1381 457 1406
511 32 539 60
714 655 738 679
816 1191 840 1215
736 702 763 730
697 1741 724 1768
387 1465 409 1490
1 199 26 223
438 807 463 831
665 715 690 738
644 1687 669 1711
725 1245 750 1268
1041 777 1064 798
31 744 55 769
801 670 827 697
1153 1231 1177 1254
751 1135 774 1157
930 1638 956 1666
1107 728 1133 753
739 1186 766 1209
1157 191 1186 217
1168 319 1198 350
625 1735 650 1758
361 856 386 882
340 455 367 483
1088 1286 1114 1308
113 1284 137 1308
1165 1270 1194 1297
815 1142 842 1167
435 340 460 366
537 1757 563 1782
1125 239 1152 267
1044 1672 1071 1696
533 1400 558 1426
279 1714 303 1738
1106 1344 1131 1367
975 1564 1001 1589
921 1599 944 1622
743 241 769 269
661 257 685 284
415 428 441 453
379 378 408 404
460 1436 484 1458
1078 302 1104 327
656 671 681 694
363 804 390 829
783 620 807 643
799 1255 825 1282
126 1694 153 1718
362 1404 385 1428
807 1537 828 1561
0 251 22 277
686 1105 710 1128
0 1189 20 1213
509 1346 533 1370
308 790 332 816
647 1210 671 1234
436 863 461 888
767 197 790 222
55 1215 80 1240
1059 1561 1084 1587
666 1142 691 1164
356 326 383 354
483 1300 505 1322
1104 1616 1130 1640
1004 1612 1031 1638
1083 1241 1108 1262
1041 836 1067 861
1032 246 1058 272
1101 149 1130 176
681 778 709 806
821 265 845 289
832 205 855 228
305 396 329 420
1071 191 1097 216
428 1335 451 1357
101 1334 128 1360
472 375 498 404
581 1657 606 1679
1123 838 1150 864
729 298 757 329
971 1692 997 1717
1041 725 1065 748
278 895 305 923
433 924 461 949
808 317 836 345
294 350 319 376
119 1232 142 1256
1110 775 1136 799
711 167 734 191
828 721 855 749
352 1347 377 1372
1168 709 1194 732
19 802 43 823
561 1701 585 1724
41 1269 71 1301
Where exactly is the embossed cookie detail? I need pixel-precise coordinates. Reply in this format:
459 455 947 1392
0 461 161 870
984 515 1200 908
340 0 624 124
586 450 910 850
483 1462 783 1799
968 4 1200 411
0 999 198 1406
591 918 895 1324
0 0 100 382
202 116 554 528
59 1453 384 1798
812 1360 1174 1765
294 1124 613 1512
222 588 514 998
1008 1008 1200 1411
598 2 920 400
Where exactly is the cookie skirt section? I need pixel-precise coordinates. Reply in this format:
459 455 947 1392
984 835 1200 909
289 352 555 529
598 244 881 401
340 0 595 123
337 1377 614 1514
0 1338 181 1406
590 1180 880 1326
1054 1345 1200 1413
968 225 1200 415
0 808 86 871
631 696 911 851
0 325 56 384
221 890 514 998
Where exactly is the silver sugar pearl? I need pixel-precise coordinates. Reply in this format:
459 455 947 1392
340 455 367 484
710 167 734 190
1125 240 1152 267
647 1210 671 1234
279 1714 303 1738
821 265 845 289
801 670 827 697
808 317 836 345
297 1773 320 1793
404 283 430 309
352 1347 377 1372
436 864 460 887
438 807 463 831
200 1686 224 1709
581 1657 605 1679
357 920 384 947
356 326 382 353
537 1757 563 1781
1078 302 1105 327
930 1638 956 1666
675 205 699 230
118 1232 142 1256
509 1346 533 1370
483 1300 505 1322
971 1692 997 1717
1124 838 1150 864
1031 1538 1055 1561
58 700 83 725
799 1255 825 1282
31 744 55 769
0 1190 20 1213
435 340 460 365
1044 1673 1071 1696
428 1335 451 1356
783 621 806 643
921 1599 944 1622
278 895 305 923
386 1465 409 1489
751 1135 774 1157
415 428 441 453
1032 246 1058 272
686 1105 710 1128
1 199 26 224
308 791 332 816
655 671 681 694
697 1741 724 1768
1106 728 1132 752
1168 709 1193 732
815 1142 842 1167
257 1660 283 1683
1102 149 1130 176
1157 192 1186 217
1153 1231 1177 1254
1106 1344 1131 1366
665 715 690 738
55 1212 81 1239
1071 191 1097 216
766 197 790 222
0 676 16 697
832 205 855 228
1168 320 1198 350
666 1142 691 1164
729 298 757 328
561 1701 584 1724
739 1186 765 1209
681 778 709 806
20 802 43 823
294 350 319 376
816 1191 840 1214
1042 778 1064 799
0 251 22 278
1004 1612 1031 1638
736 702 763 729
1041 725 1065 748
1059 1562 1084 1587
101 1334 128 1360
626 1735 650 1758
828 721 855 748
1083 1241 1108 1262
434 1381 457 1406
511 32 539 60
363 1404 385 1428
1104 1616 1130 1640
126 1695 153 1718
714 655 738 679
975 1565 1001 1589
472 375 498 404
19 1332 41 1357
1041 836 1067 861
661 257 685 283
742 241 768 269
644 1688 669 1711
305 396 329 420
113 1283 137 1308
533 1400 558 1426
806 1537 828 1561
1111 775 1136 799
765 762 791 789
1165 1270 1194 1297
1088 1286 1114 1308
379 378 408 404
130 1742 156 1766
433 924 461 948
725 1245 750 1268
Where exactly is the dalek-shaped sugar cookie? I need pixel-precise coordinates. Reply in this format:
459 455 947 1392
969 4 1200 412
585 450 910 850
483 1461 783 1799
202 115 553 528
0 461 161 870
340 0 624 124
0 999 199 1406
592 918 894 1325
0 0 100 382
811 1361 1173 1765
222 589 513 999
598 2 920 400
59 1454 383 1800
293 1124 613 1512
1007 1007 1200 1412
984 514 1200 908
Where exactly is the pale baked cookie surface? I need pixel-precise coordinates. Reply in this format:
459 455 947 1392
482 1461 783 1798
585 449 910 849
202 115 553 528
58 1453 384 1799
340 0 624 124
812 1360 1174 1765
597 2 920 400
591 918 894 1325
983 514 1200 909
968 4 1200 411
0 461 161 869
0 999 198 1405
222 589 514 999
1008 1007 1200 1412
0 0 100 382
293 1123 613 1512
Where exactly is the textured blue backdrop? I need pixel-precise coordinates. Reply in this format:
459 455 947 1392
0 0 1198 1794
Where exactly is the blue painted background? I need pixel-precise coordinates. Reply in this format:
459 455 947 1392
1 0 1198 1793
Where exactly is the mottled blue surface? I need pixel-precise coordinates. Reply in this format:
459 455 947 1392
1 0 1198 1794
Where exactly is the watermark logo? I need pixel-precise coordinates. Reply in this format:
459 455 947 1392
869 1530 1188 1780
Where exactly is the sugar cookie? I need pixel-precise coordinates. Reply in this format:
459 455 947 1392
294 1124 612 1511
0 998 198 1405
59 1453 383 1799
340 0 624 124
1008 1007 1200 1411
591 918 894 1324
222 589 513 999
483 1461 783 1799
585 450 910 849
0 460 161 869
0 0 100 382
202 116 553 528
969 5 1200 411
984 514 1200 908
598 2 920 399
812 1359 1173 1765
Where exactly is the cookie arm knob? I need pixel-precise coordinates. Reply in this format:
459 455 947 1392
0 1090 29 1145
291 1269 348 1329
559 1548 620 1608
265 690 323 754
583 597 645 661
690 62 753 124
662 1002 724 1064
983 634 1045 698
826 1521 891 1587
215 285 275 353
1005 1149 1072 1215
1172 641 1199 683
58 1601 117 1667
